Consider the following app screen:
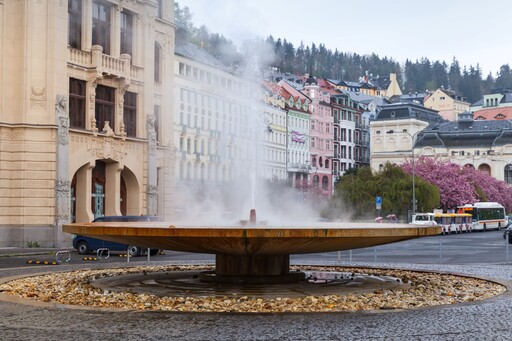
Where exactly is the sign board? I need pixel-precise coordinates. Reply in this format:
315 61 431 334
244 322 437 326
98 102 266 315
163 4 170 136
376 196 382 210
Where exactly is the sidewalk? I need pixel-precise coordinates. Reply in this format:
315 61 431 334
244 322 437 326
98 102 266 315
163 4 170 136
0 247 73 257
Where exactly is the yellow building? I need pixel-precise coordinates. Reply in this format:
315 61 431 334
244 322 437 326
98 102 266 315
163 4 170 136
0 0 175 247
424 88 470 121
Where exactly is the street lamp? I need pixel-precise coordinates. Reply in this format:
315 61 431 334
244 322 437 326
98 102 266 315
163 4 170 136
387 129 421 216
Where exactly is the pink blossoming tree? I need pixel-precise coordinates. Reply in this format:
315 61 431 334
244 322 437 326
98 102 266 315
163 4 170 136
401 156 512 213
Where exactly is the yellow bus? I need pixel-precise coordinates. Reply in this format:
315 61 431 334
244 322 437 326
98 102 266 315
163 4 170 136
434 213 473 234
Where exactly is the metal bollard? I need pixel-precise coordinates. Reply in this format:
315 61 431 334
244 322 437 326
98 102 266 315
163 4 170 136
506 230 510 263
55 250 71 264
96 248 110 260
439 235 443 263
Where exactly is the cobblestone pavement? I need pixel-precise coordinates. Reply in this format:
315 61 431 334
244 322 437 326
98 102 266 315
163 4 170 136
0 261 511 340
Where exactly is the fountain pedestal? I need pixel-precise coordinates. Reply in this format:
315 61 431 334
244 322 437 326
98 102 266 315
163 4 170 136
199 253 305 284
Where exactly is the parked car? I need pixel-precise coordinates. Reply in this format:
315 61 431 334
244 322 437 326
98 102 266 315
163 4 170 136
502 220 512 244
505 215 512 229
72 215 162 256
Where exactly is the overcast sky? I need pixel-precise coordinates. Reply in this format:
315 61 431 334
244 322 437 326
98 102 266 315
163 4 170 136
176 0 511 77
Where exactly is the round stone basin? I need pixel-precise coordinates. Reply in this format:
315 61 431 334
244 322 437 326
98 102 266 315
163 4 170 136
63 222 441 255
63 222 441 283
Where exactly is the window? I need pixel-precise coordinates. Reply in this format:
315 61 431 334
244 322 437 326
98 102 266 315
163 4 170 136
313 175 319 188
156 0 163 18
92 1 111 54
154 43 161 82
506 164 512 185
123 92 136 137
69 78 86 129
120 11 133 55
68 0 82 49
95 85 115 132
322 176 328 190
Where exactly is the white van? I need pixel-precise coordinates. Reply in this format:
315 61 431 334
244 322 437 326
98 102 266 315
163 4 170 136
411 213 437 225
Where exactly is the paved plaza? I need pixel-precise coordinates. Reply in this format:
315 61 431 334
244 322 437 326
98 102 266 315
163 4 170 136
1 232 512 340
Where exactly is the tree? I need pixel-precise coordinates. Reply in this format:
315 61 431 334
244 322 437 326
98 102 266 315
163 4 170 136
448 57 461 93
495 64 512 90
458 65 483 104
401 157 512 213
327 164 439 221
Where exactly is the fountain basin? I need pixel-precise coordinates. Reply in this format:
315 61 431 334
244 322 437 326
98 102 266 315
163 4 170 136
63 222 441 283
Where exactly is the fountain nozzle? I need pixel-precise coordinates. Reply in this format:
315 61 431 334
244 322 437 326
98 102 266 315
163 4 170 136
249 209 256 226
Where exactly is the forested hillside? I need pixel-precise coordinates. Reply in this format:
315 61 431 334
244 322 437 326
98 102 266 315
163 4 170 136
175 3 512 104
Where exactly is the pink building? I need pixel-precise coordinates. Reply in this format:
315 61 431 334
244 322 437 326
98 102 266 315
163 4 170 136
303 76 334 196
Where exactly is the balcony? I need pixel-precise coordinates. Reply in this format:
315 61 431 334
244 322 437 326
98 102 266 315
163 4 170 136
209 154 220 162
68 46 134 82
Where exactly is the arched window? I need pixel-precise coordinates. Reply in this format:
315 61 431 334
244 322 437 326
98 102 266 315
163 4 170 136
313 175 319 188
322 176 329 190
478 163 491 175
505 164 512 185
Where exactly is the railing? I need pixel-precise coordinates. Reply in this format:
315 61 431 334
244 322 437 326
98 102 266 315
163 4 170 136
209 155 220 162
130 65 143 82
101 54 127 76
68 46 131 80
68 48 92 66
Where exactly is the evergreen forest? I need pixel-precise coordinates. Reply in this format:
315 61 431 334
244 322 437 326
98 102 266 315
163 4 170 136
175 3 512 104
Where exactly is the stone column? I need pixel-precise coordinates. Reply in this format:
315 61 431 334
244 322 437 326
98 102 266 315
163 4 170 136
147 114 158 216
83 0 93 51
55 94 70 247
105 162 123 216
112 4 121 57
75 163 94 223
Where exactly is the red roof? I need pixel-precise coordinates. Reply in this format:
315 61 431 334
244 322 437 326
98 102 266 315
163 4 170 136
473 107 512 120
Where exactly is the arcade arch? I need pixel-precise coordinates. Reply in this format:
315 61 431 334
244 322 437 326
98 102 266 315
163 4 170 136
70 159 141 222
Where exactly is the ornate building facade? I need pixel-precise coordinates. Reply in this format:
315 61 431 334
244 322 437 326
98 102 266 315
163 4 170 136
0 0 175 247
370 104 512 185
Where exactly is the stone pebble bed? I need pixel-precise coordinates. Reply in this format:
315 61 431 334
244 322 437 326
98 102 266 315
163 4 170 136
0 265 506 313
